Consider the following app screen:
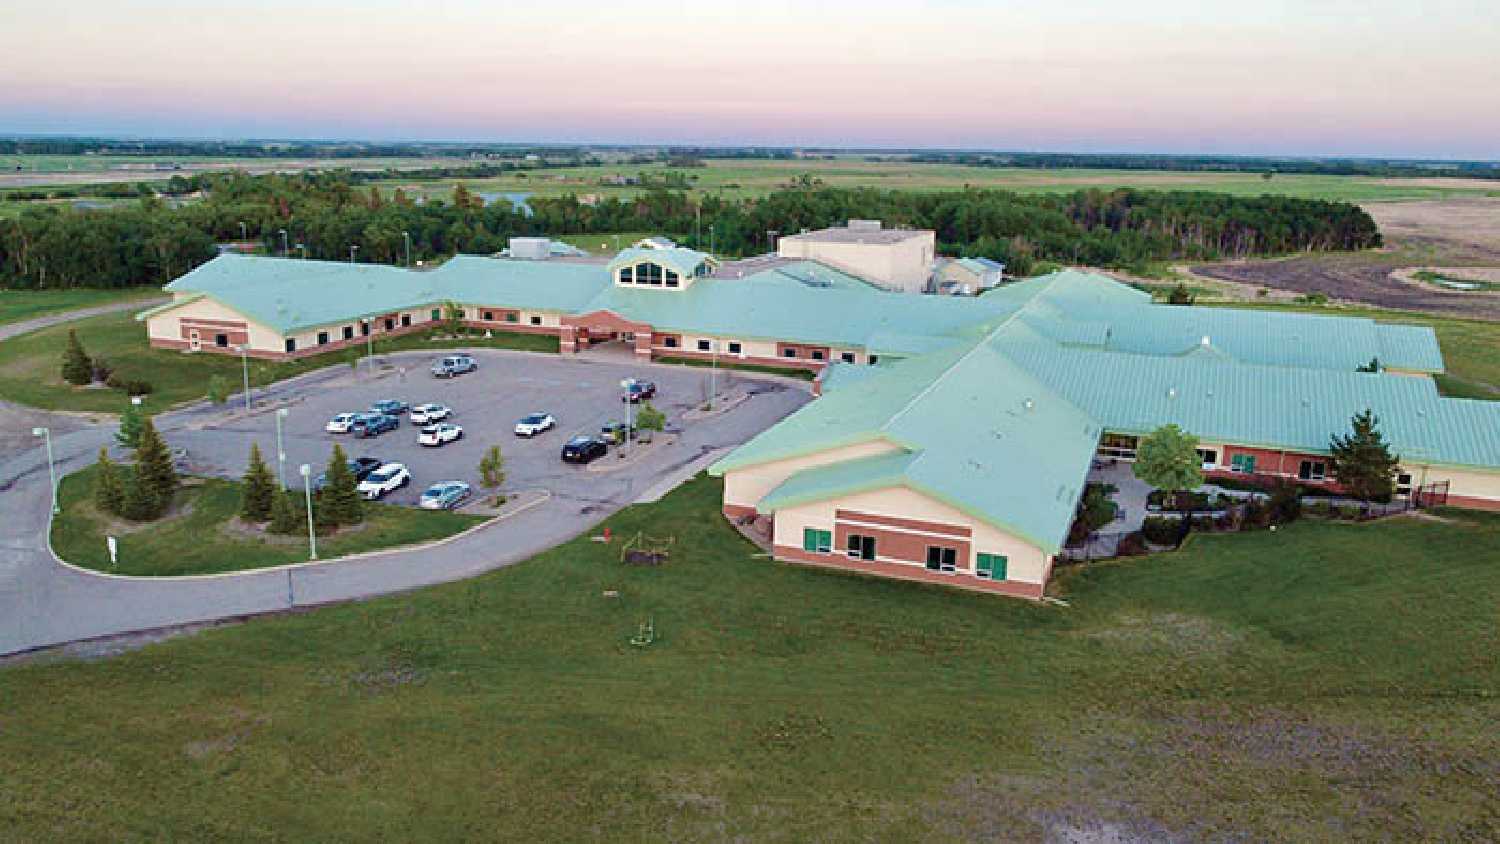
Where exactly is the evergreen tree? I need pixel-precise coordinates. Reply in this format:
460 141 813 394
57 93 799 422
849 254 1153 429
1133 424 1204 509
240 443 276 522
116 401 146 448
268 490 302 534
61 329 93 385
93 447 126 516
1329 409 1400 503
131 415 178 515
318 443 363 527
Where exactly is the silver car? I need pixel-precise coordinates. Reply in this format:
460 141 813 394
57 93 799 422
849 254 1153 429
419 481 472 510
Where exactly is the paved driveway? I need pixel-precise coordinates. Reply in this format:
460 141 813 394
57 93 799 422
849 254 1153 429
0 348 809 656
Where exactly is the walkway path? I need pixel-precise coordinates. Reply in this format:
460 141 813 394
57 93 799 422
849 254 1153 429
0 336 807 656
0 296 167 343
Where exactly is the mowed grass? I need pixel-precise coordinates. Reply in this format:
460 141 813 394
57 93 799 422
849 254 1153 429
0 287 162 327
2 475 1497 840
49 466 484 576
0 310 558 412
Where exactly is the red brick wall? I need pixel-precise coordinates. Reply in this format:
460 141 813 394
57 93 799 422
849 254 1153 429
1216 446 1343 490
833 509 972 571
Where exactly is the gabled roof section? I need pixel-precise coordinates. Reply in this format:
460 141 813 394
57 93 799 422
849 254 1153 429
757 451 919 513
606 247 717 278
134 293 205 322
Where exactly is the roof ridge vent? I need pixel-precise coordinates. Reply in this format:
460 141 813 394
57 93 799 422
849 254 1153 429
1023 397 1036 411
1201 334 1211 347
1167 387 1178 399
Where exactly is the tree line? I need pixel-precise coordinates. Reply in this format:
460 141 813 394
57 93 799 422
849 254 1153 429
0 170 1380 288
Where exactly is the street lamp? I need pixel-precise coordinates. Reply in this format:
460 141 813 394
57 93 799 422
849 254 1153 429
299 463 317 560
402 230 411 267
237 344 251 413
619 379 634 457
238 220 247 240
275 408 289 490
363 316 375 373
349 244 359 263
709 224 715 256
32 427 58 515
278 228 289 257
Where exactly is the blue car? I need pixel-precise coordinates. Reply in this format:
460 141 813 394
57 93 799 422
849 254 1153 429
352 412 398 438
370 399 410 416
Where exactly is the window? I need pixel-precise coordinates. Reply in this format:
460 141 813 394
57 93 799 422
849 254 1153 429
317 331 329 345
530 316 542 326
728 341 742 355
1230 454 1257 474
343 326 355 341
846 533 876 561
926 546 957 573
619 266 633 284
976 553 1007 580
505 311 518 323
811 350 825 361
802 528 832 554
841 352 856 364
869 355 880 365
663 336 679 348
214 333 228 348
697 339 711 352
455 310 465 319
285 338 296 353
384 317 395 331
637 262 663 286
1197 448 1218 469
430 309 440 321
782 347 798 359
665 269 679 288
401 314 411 327
360 321 370 336
1298 460 1327 481
1098 433 1139 460
483 311 494 322
1396 472 1413 495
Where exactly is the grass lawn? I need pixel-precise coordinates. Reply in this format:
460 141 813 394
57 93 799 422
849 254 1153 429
0 287 162 327
655 355 818 381
3 475 1497 839
49 465 484 576
0 310 558 413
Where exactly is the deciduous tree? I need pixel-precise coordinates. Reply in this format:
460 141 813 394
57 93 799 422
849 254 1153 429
1133 424 1204 508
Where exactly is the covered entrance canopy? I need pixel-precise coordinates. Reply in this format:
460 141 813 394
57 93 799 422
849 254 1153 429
561 309 654 357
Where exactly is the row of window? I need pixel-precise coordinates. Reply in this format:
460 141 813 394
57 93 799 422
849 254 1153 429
618 263 682 288
1224 452 1329 482
801 528 1007 580
662 337 859 364
285 309 547 353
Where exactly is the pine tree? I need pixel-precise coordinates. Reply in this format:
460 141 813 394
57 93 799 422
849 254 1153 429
268 490 302 534
319 443 363 527
120 471 163 521
131 415 178 516
61 329 93 385
117 402 146 448
93 447 126 516
1329 409 1400 503
240 443 276 522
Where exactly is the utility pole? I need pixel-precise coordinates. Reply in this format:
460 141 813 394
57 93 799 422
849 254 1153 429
32 427 58 514
278 228 289 257
402 230 411 267
275 408 289 490
349 244 359 263
238 344 251 413
299 464 317 559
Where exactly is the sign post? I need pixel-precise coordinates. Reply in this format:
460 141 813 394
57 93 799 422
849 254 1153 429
107 535 118 568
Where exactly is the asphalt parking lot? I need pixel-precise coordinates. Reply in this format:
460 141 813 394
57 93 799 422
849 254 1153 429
173 349 809 510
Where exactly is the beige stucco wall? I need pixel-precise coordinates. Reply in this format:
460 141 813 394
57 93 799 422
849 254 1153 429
721 439 906 508
771 485 1051 586
777 233 936 294
146 296 282 351
1405 464 1500 504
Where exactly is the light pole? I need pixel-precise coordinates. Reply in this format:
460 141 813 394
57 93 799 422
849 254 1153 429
32 427 58 515
709 339 719 410
237 344 251 413
299 463 317 560
619 379 633 457
278 228 289 257
238 220 247 241
363 316 374 373
275 408 289 490
709 224 715 256
349 244 359 263
296 242 307 259
402 231 411 267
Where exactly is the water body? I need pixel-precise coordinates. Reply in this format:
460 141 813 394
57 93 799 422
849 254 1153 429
477 191 534 217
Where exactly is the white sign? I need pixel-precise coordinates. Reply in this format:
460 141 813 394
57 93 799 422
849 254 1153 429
106 535 118 567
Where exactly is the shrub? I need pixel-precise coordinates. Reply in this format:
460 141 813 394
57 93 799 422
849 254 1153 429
123 379 154 396
1337 504 1363 520
1141 516 1182 545
268 490 303 534
1166 282 1196 305
479 445 506 491
91 356 114 384
207 375 229 405
1116 532 1150 557
1268 480 1302 525
93 448 126 516
1241 498 1271 530
636 401 666 433
61 329 94 385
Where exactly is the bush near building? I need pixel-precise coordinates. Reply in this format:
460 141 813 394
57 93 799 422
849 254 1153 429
60 329 92 385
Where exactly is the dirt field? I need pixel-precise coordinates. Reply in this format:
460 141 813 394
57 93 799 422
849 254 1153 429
1193 197 1500 320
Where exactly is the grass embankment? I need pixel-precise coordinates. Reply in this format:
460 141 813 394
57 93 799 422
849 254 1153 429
0 310 558 412
0 287 162 327
4 475 1497 839
49 465 484 576
655 355 818 381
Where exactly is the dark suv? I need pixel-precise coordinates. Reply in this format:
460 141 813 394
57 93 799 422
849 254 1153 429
314 456 385 491
561 436 608 464
353 413 398 438
622 379 656 403
370 399 409 416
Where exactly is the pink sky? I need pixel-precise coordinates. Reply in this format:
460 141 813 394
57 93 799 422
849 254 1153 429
3 0 1498 158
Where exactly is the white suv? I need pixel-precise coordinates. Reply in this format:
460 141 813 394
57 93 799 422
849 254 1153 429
325 413 358 434
357 462 411 500
410 403 451 425
514 412 556 437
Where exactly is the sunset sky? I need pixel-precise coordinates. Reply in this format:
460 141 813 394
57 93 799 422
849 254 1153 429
4 0 1498 158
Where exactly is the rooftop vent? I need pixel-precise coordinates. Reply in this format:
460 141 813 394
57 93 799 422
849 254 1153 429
1201 335 1211 347
1023 398 1036 411
848 219 883 232
1167 387 1178 399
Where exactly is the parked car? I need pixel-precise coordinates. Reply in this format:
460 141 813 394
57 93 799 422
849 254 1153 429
431 354 477 378
418 423 464 447
622 379 657 403
313 456 386 492
325 412 359 434
419 481 473 510
599 421 638 445
514 412 557 438
357 462 411 500
561 436 608 464
352 412 398 438
370 399 410 416
410 403 451 425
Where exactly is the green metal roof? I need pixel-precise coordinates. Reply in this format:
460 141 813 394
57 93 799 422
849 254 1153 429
757 451 919 513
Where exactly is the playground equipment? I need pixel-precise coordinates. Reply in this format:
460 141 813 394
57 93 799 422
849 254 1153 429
629 617 655 648
620 532 674 566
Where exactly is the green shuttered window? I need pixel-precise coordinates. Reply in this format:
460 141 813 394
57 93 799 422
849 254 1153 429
976 553 1007 580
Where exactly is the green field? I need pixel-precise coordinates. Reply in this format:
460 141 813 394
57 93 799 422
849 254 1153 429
378 157 1500 206
0 310 557 413
0 287 162 327
50 466 484 577
3 474 1496 839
